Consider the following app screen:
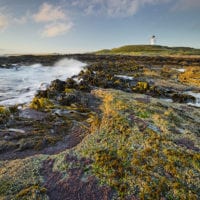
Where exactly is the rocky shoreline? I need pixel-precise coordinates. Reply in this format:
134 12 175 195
0 54 199 200
1 53 200 67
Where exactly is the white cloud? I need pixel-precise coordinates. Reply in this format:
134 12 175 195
14 12 30 25
0 14 9 31
33 2 73 37
106 0 139 17
41 22 73 37
0 8 29 29
33 3 67 22
14 16 27 24
71 0 171 17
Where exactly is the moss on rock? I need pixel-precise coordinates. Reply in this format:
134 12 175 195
30 97 54 111
75 89 200 199
178 66 200 87
0 106 10 124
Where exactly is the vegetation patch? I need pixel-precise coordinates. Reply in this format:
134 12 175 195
96 45 200 56
0 106 10 123
30 97 54 111
178 66 200 87
0 156 48 200
76 89 200 199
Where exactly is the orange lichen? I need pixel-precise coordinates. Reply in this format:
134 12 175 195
179 66 200 86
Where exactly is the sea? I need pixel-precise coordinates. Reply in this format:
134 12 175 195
0 58 86 106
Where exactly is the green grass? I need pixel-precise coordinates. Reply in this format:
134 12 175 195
96 45 200 56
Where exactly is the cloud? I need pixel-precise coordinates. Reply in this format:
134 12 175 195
0 14 9 31
33 2 73 37
14 16 27 24
33 3 66 22
71 0 171 17
0 7 29 29
106 0 140 17
172 0 200 11
41 22 73 37
14 12 30 25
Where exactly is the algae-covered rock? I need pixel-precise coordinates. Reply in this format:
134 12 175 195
132 81 149 92
75 89 200 200
0 54 200 200
49 79 66 92
0 106 10 124
0 156 48 200
30 97 54 111
0 106 10 116
57 93 77 106
136 81 149 90
179 66 200 87
15 185 47 200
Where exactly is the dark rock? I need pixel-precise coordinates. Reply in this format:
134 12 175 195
151 86 176 98
49 79 66 92
65 78 78 89
128 80 138 87
57 93 77 106
36 90 48 98
18 139 35 151
172 93 196 103
174 138 200 152
135 97 151 104
3 130 26 140
77 80 91 92
0 142 19 153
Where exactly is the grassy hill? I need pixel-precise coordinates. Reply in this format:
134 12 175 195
96 45 200 56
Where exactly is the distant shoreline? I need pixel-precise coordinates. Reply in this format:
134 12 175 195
1 53 200 69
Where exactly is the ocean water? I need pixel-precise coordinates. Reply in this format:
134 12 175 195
185 91 200 108
0 58 86 106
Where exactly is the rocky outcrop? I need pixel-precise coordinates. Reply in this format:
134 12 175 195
0 54 199 200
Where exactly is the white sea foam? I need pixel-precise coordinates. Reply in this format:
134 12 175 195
185 91 200 108
160 98 173 103
114 75 134 80
172 68 185 72
176 69 185 72
0 58 86 106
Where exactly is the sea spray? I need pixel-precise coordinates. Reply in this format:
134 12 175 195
186 91 200 108
0 58 86 106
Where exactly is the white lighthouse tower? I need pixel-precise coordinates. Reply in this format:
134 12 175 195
150 35 156 45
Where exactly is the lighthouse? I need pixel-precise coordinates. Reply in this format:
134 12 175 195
150 35 156 45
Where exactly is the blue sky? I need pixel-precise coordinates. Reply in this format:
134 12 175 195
0 0 200 54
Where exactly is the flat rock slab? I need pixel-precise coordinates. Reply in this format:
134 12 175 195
19 108 47 120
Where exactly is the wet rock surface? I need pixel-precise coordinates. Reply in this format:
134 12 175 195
0 89 101 160
0 54 199 200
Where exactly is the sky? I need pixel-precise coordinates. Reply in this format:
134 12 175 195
0 0 200 54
